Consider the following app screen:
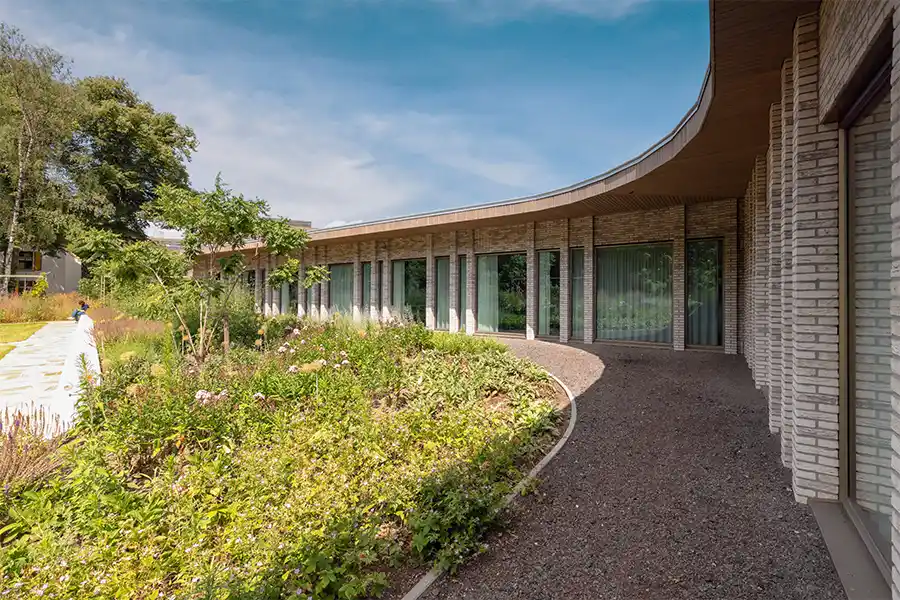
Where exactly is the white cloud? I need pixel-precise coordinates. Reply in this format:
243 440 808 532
1 0 559 228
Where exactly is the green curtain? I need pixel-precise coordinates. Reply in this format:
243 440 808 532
392 261 405 316
686 240 722 346
362 262 372 316
477 255 499 332
570 249 584 339
595 244 672 343
458 256 467 331
436 257 450 330
330 264 354 316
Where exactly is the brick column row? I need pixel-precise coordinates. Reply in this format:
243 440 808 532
768 102 783 433
780 58 795 467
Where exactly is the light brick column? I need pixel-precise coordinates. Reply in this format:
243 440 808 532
560 220 571 344
790 12 839 502
381 244 391 320
297 259 305 318
466 231 476 335
263 254 272 317
754 155 769 390
768 102 783 433
672 206 686 351
526 222 536 340
583 220 594 343
280 282 289 316
425 233 435 330
889 9 900 596
318 247 329 319
449 232 460 333
780 58 795 467
352 245 362 322
254 257 262 313
310 283 320 321
723 227 738 354
369 259 378 321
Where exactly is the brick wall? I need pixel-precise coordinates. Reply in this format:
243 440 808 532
768 102 783 434
890 8 900 595
818 0 892 119
780 59 795 468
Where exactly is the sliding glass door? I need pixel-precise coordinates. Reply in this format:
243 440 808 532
435 257 450 330
391 259 426 323
458 256 467 332
686 239 723 346
477 253 526 333
330 264 354 316
538 251 560 337
595 243 673 343
570 249 584 339
361 262 372 316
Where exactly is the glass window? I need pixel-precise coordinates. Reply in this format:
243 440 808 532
477 253 526 333
376 261 383 316
288 281 298 315
686 240 723 346
391 259 426 323
246 269 256 291
458 256 467 332
848 92 892 563
570 249 584 339
595 243 673 343
15 250 34 271
330 264 354 316
538 251 560 337
362 262 372 316
306 284 314 314
435 257 450 330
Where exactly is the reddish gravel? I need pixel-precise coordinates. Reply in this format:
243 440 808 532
420 341 844 600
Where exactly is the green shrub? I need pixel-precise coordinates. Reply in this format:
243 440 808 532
0 322 558 599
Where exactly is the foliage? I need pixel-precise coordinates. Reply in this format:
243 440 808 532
0 405 65 503
0 24 76 292
61 76 197 240
67 226 123 271
0 322 559 599
0 292 87 323
27 273 46 298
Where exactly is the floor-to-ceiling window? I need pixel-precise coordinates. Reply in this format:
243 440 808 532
686 239 723 346
843 87 892 571
476 253 526 333
288 281 298 315
362 262 372 317
435 257 450 330
538 250 560 337
391 259 426 323
458 256 467 332
376 261 383 315
329 264 354 316
595 243 673 344
570 248 584 339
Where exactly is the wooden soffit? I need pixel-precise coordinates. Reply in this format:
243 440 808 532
310 0 818 244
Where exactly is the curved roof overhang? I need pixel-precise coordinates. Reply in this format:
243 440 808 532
310 0 817 244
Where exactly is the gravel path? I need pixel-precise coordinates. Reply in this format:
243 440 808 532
422 341 844 600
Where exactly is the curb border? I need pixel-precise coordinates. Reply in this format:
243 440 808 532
401 372 578 600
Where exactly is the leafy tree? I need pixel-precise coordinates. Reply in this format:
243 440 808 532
61 76 196 240
139 174 321 359
0 24 75 293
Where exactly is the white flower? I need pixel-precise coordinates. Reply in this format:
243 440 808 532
292 328 300 335
341 359 349 365
253 392 266 401
300 339 306 345
277 345 288 354
288 365 299 374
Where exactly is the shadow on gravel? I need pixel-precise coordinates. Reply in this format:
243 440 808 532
422 342 844 600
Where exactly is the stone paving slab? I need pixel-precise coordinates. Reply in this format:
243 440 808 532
0 321 77 417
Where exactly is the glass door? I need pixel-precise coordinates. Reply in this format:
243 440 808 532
686 239 723 346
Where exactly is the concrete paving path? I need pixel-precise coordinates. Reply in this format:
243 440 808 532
0 321 77 417
423 340 844 600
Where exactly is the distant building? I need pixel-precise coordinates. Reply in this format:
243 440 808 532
7 249 81 294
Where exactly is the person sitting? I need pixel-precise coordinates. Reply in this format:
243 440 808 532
71 300 89 322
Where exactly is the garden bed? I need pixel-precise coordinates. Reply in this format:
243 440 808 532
0 321 563 600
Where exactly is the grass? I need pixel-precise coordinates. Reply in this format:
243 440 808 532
0 320 560 599
0 345 11 361
0 321 46 343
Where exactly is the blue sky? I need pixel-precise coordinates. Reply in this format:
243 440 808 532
2 0 709 228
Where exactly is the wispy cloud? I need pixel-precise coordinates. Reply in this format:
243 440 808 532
0 0 560 228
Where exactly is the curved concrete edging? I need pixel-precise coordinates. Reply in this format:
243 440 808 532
401 372 578 600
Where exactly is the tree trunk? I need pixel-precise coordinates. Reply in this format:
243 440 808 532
1 127 30 296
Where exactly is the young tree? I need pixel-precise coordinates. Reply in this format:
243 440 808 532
62 76 196 240
0 24 75 293
145 175 319 358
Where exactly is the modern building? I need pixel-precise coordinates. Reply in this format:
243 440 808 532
6 249 82 294
231 0 900 594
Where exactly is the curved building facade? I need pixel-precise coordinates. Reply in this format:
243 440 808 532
232 1 900 593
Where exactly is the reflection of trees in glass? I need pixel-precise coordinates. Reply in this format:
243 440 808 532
499 254 526 332
687 240 722 346
539 251 560 336
596 244 673 343
404 259 426 323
